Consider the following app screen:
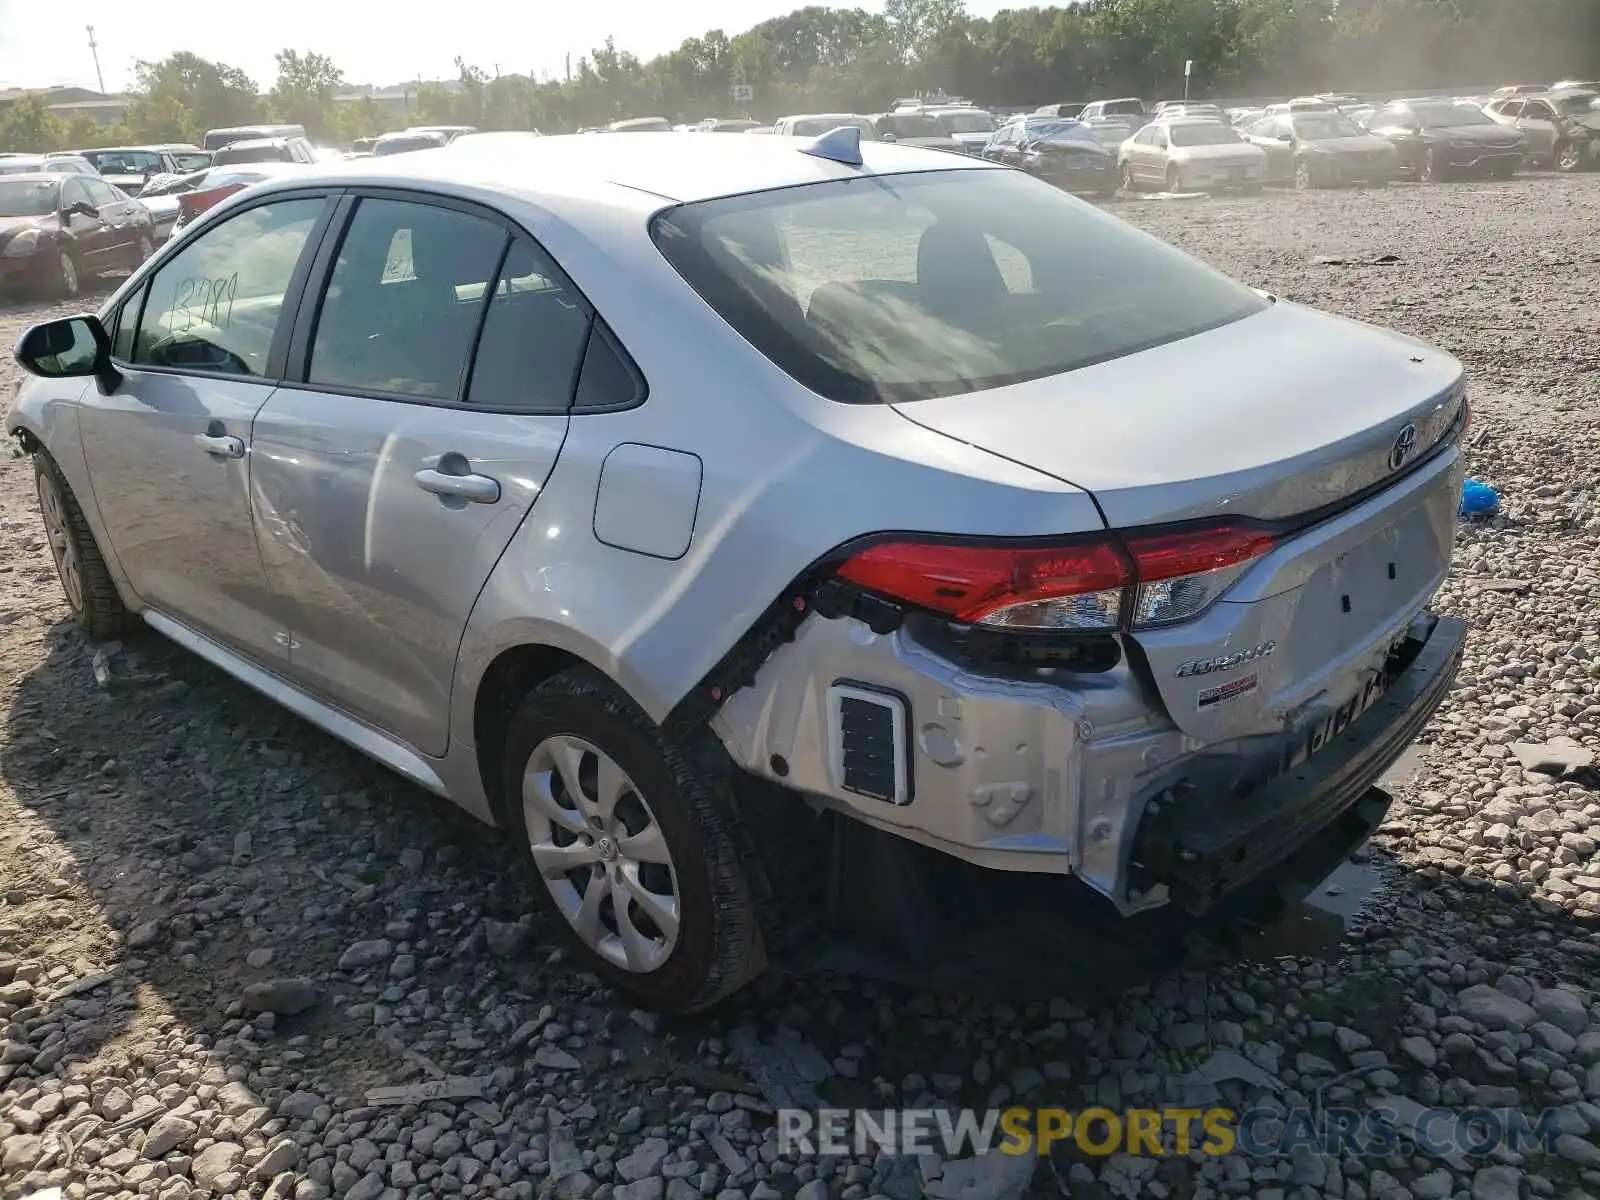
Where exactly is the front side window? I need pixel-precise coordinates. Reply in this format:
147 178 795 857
308 198 506 400
134 197 325 376
652 168 1268 404
84 179 122 207
59 179 92 210
1289 113 1365 140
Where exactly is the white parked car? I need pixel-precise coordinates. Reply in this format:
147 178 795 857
7 130 1467 1011
1483 96 1561 168
1118 117 1268 192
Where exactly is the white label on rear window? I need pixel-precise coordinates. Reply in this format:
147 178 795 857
1198 673 1259 710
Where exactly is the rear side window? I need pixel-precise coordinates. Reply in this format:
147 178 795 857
465 240 593 412
309 198 505 400
134 197 324 376
652 169 1267 404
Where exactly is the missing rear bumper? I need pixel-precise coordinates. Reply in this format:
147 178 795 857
1127 611 1466 913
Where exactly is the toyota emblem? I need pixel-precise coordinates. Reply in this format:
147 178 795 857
1387 423 1417 472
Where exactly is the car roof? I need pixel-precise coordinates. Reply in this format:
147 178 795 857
244 130 990 207
220 137 295 151
0 172 62 183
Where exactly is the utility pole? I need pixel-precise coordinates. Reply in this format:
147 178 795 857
565 53 572 83
85 25 105 94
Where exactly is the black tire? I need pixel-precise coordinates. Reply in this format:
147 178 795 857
1420 147 1445 184
1120 162 1137 193
50 248 82 299
1491 163 1514 180
1165 163 1182 193
1556 141 1583 173
34 450 130 639
1294 159 1314 190
134 233 155 265
1096 185 1118 200
500 668 763 1012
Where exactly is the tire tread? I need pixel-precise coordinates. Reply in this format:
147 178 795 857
35 450 132 640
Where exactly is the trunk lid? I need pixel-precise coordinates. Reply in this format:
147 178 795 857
890 300 1463 527
892 301 1466 745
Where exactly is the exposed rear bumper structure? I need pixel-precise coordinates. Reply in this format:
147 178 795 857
1126 611 1466 912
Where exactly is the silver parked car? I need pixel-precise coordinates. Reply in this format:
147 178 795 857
7 131 1469 1011
1118 117 1268 191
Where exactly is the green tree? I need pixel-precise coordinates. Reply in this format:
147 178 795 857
133 52 260 133
123 92 201 144
270 49 345 138
0 94 67 153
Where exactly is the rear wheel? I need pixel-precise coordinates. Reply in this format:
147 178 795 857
1491 163 1515 180
34 451 130 639
501 668 764 1012
134 233 154 264
1420 147 1445 184
1556 140 1583 172
1293 159 1314 190
1165 163 1182 193
1120 163 1137 192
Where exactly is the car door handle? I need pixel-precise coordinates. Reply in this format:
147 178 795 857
414 468 500 504
195 432 245 459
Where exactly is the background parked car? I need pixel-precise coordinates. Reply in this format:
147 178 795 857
1364 98 1526 181
1151 103 1227 123
0 155 98 178
406 125 478 143
210 137 319 166
696 118 764 133
170 163 314 233
0 173 154 297
1032 102 1086 118
773 113 882 139
1483 96 1562 167
1540 88 1600 170
908 106 999 152
1119 117 1266 192
982 116 1117 196
201 123 306 152
73 145 210 194
606 117 673 132
1242 109 1398 188
1490 84 1550 100
1078 97 1147 125
1226 107 1266 127
869 112 963 152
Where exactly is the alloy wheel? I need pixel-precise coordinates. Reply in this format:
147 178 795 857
137 234 154 261
1165 164 1182 193
1557 142 1582 172
1120 163 1136 192
1294 160 1312 190
37 469 85 614
522 735 680 974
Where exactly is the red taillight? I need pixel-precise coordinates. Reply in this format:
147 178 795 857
177 184 242 223
1122 525 1278 583
834 521 1278 631
835 539 1131 626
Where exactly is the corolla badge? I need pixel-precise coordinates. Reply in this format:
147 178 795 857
1176 641 1276 678
1388 422 1418 471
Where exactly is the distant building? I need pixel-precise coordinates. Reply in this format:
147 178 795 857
0 86 133 125
335 80 465 120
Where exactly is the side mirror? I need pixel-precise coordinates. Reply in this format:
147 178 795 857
880 131 898 143
15 315 120 393
67 201 98 219
1276 131 1293 142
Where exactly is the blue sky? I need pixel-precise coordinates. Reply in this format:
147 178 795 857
0 0 1007 93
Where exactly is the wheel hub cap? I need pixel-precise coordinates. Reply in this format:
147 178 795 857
37 474 84 612
521 735 680 974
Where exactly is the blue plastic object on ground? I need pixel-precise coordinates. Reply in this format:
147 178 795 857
1461 478 1500 517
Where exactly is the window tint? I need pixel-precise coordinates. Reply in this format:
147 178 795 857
309 198 506 400
134 197 324 377
572 322 642 411
652 169 1267 404
465 240 593 411
84 179 121 206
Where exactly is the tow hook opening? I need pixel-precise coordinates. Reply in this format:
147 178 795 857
10 428 39 457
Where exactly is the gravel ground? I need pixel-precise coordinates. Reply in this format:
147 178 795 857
2 174 1600 1200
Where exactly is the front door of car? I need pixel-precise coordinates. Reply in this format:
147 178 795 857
249 194 593 756
83 177 139 260
57 178 110 270
77 192 336 662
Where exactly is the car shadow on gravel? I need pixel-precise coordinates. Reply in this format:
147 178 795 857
4 617 1599 1195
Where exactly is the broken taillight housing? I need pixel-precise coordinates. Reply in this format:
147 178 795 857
833 521 1278 633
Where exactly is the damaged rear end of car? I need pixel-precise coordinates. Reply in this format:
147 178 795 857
654 160 1468 946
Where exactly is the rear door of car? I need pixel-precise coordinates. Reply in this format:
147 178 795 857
249 190 606 756
83 177 139 257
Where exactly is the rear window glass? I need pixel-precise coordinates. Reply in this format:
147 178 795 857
1168 124 1242 146
652 169 1267 404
